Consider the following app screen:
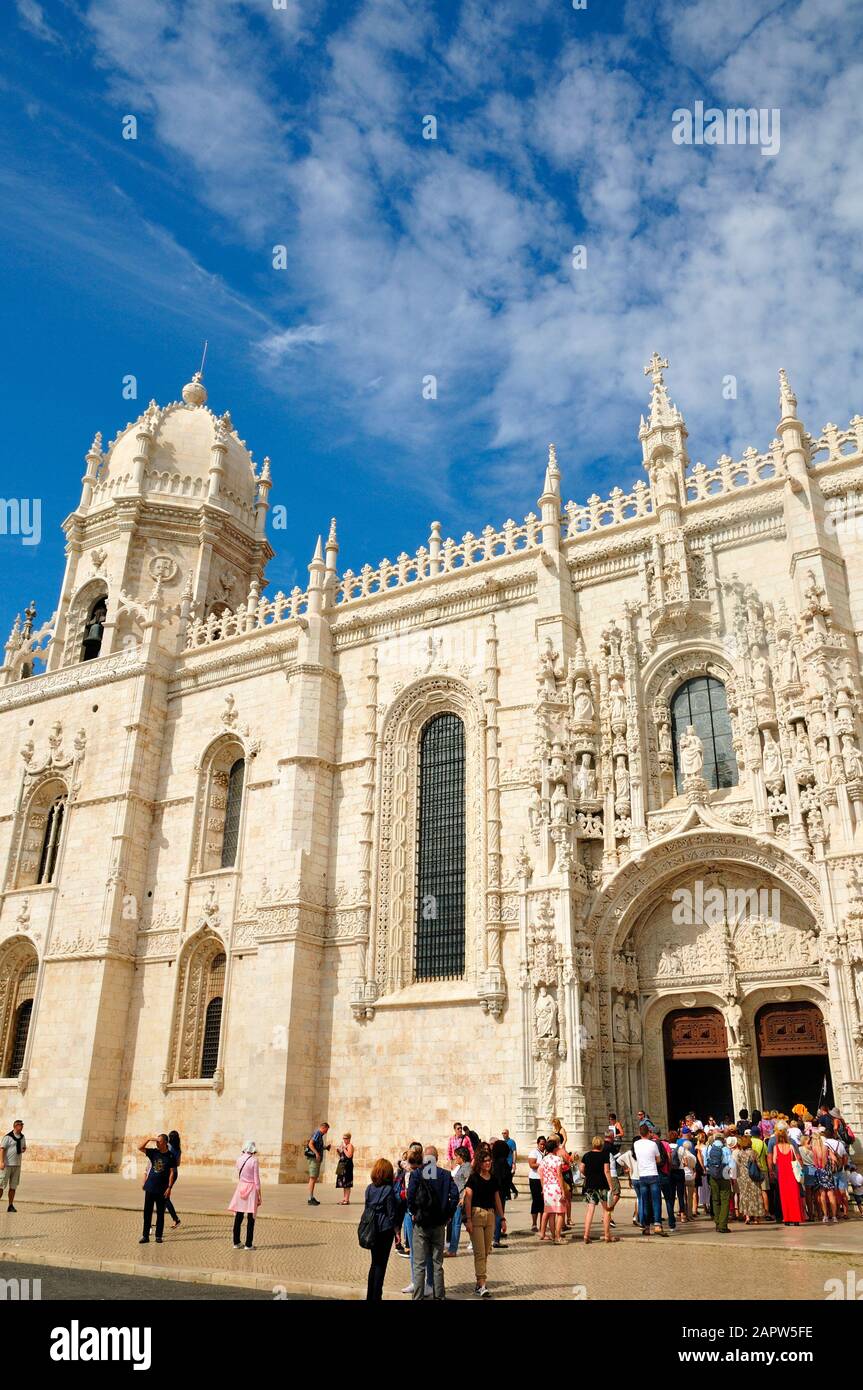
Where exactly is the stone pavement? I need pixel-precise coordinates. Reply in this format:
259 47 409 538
2 1175 863 1300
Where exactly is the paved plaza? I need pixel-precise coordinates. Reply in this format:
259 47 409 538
1 1174 862 1300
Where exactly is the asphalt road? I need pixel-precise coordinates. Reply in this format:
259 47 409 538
0 1260 282 1300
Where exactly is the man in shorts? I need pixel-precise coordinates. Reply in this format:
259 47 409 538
306 1121 330 1205
0 1120 26 1212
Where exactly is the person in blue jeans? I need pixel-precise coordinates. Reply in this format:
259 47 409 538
400 1143 433 1293
634 1125 667 1236
446 1146 471 1255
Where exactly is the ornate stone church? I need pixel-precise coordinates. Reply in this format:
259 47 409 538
3 357 863 1178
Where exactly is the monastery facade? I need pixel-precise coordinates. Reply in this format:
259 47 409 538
3 358 863 1177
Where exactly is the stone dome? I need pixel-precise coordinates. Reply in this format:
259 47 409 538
90 382 260 526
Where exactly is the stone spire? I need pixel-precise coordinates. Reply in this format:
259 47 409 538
538 444 562 553
639 351 685 434
778 368 798 422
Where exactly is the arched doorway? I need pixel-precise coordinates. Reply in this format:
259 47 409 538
663 1008 733 1126
756 1002 832 1113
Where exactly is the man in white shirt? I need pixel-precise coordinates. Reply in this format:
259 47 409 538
633 1124 666 1235
0 1120 26 1212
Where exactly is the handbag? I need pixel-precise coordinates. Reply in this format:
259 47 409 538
747 1157 765 1184
303 1145 316 1161
791 1158 804 1184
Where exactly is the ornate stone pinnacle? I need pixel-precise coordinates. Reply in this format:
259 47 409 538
643 351 669 385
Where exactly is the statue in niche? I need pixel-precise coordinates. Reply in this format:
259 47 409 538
528 785 543 832
614 755 630 800
612 996 628 1042
551 782 568 825
575 753 596 800
679 725 704 778
549 743 566 783
659 721 673 759
842 734 863 780
538 639 562 697
781 637 801 686
627 998 642 1044
814 740 831 787
653 461 678 507
573 678 594 723
724 996 745 1048
762 728 783 783
751 648 772 692
535 985 558 1041
609 679 626 725
794 723 811 769
580 991 597 1045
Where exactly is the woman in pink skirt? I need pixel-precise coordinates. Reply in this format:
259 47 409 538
538 1136 566 1243
229 1140 262 1249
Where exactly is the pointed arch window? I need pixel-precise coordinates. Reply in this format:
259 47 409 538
170 938 227 1082
37 797 66 884
1 949 38 1079
671 676 738 792
220 759 245 868
415 712 465 981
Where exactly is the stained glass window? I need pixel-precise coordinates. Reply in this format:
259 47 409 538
415 713 465 981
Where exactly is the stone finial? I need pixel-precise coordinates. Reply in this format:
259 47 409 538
327 517 338 546
260 456 272 482
640 350 684 434
182 370 207 407
778 367 798 419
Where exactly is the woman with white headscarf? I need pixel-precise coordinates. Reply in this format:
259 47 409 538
228 1141 262 1249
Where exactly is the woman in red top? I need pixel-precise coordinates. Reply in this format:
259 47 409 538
770 1133 805 1226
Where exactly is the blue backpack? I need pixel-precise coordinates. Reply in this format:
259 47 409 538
705 1141 725 1179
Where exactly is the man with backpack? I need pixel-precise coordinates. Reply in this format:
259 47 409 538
407 1144 460 1300
705 1129 734 1233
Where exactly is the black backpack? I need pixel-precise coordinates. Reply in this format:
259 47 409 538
413 1174 444 1229
358 1190 390 1249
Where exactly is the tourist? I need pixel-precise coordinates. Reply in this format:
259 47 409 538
463 1121 481 1154
680 1139 698 1217
393 1149 409 1255
538 1135 566 1243
822 1120 849 1216
527 1136 546 1231
0 1119 26 1213
734 1134 764 1224
695 1131 711 1216
810 1129 838 1223
736 1108 750 1136
633 1123 665 1236
614 1145 639 1224
445 1144 472 1256
406 1145 459 1300
447 1122 473 1164
768 1127 804 1226
336 1131 355 1205
797 1129 820 1222
704 1130 733 1234
502 1127 518 1197
400 1142 432 1294
138 1134 177 1244
491 1138 511 1247
748 1125 772 1220
164 1129 182 1229
603 1137 622 1221
606 1112 623 1145
580 1137 618 1244
228 1139 262 1249
667 1129 687 1223
464 1143 505 1295
848 1164 863 1214
362 1157 401 1300
306 1120 330 1205
654 1130 677 1231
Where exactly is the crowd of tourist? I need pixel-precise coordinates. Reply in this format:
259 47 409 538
348 1103 862 1299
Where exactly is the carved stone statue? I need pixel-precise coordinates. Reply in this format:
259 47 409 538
751 649 772 692
609 679 626 725
761 728 783 783
551 782 568 825
612 996 628 1042
657 940 683 976
659 722 673 759
538 639 561 697
580 991 597 1045
535 985 558 1041
573 678 594 723
814 739 831 787
614 755 630 800
653 461 678 507
575 753 596 800
528 785 543 832
724 997 745 1047
781 637 801 686
549 743 566 783
794 723 811 770
627 998 642 1044
679 725 704 778
842 734 863 780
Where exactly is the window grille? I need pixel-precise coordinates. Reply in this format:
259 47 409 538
8 1001 32 1077
415 713 465 981
671 676 738 792
200 953 226 1078
220 758 245 868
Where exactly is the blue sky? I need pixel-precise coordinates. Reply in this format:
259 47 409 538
2 0 862 626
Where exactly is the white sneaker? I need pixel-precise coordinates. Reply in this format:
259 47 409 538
233 1243 242 1249
401 1284 413 1294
